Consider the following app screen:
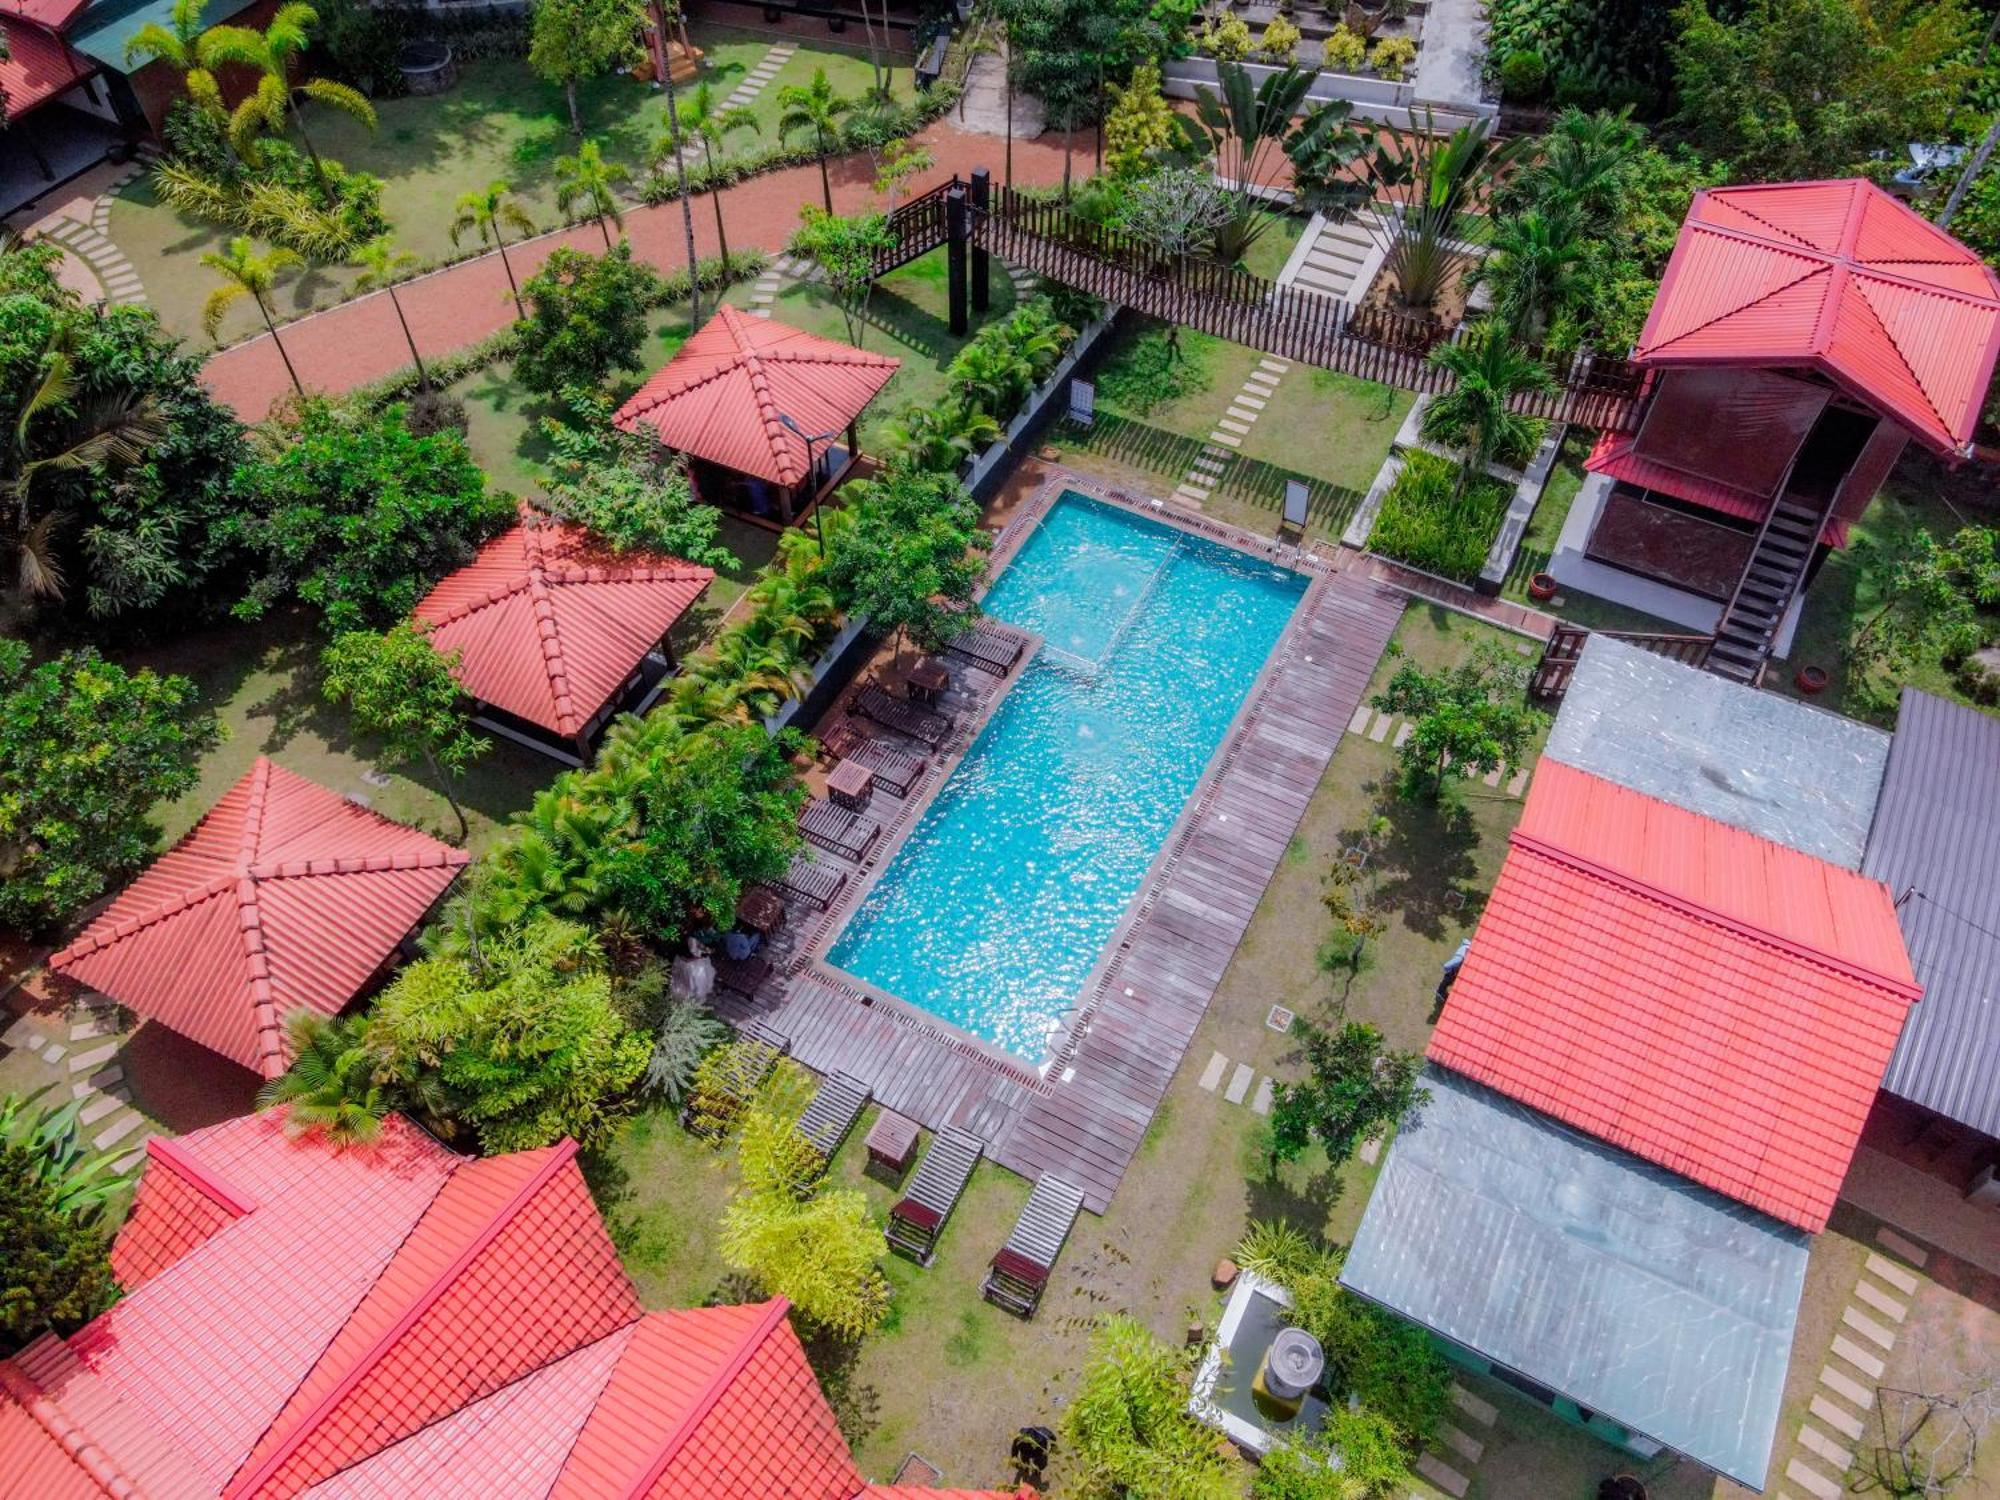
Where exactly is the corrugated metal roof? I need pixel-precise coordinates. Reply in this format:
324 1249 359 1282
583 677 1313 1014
412 506 713 739
0 14 92 116
1636 180 2000 456
1340 1066 1809 1491
1863 689 2000 1136
1585 431 1850 546
48 760 468 1078
612 305 900 486
1429 761 1918 1232
1547 635 1890 868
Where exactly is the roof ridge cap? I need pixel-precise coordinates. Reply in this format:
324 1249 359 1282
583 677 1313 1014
249 847 471 881
223 1142 582 1500
1506 829 1919 999
49 874 238 967
145 1133 259 1218
724 307 799 486
1640 253 1829 359
0 1346 150 1499
1836 276 1955 446
518 519 582 735
612 1297 797 1500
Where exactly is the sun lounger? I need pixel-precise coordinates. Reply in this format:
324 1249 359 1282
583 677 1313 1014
855 686 952 750
799 799 882 861
945 621 1023 676
778 855 846 911
888 1127 985 1265
713 951 771 999
681 1020 787 1135
835 734 926 797
796 1070 871 1166
982 1175 1086 1316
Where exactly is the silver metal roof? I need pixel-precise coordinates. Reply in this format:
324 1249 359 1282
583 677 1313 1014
1340 1067 1809 1492
1546 637 1891 869
1863 688 2000 1136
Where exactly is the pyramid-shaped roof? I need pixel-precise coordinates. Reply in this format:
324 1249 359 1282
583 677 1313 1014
613 305 900 486
48 760 467 1078
412 505 713 740
1636 180 2000 456
0 1109 1029 1500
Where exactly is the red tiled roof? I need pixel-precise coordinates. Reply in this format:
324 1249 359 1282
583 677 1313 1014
1584 431 1850 547
48 760 466 1078
613 305 900 486
412 505 713 739
1428 761 1919 1232
0 15 91 119
109 1136 256 1291
0 1374 123 1500
0 0 93 30
1636 180 2000 456
1 1110 1024 1500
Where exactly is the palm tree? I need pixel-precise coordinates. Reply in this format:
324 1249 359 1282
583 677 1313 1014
1477 206 1584 340
201 235 305 392
554 138 629 250
1510 106 1641 228
1179 63 1354 263
351 234 427 388
3 327 163 603
776 67 854 213
1423 328 1554 492
201 2 376 192
124 0 224 116
1348 108 1527 313
674 81 759 270
256 1011 388 1147
449 180 537 318
654 3 704 327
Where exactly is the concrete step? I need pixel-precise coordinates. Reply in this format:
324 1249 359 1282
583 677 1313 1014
68 1042 120 1073
92 1112 143 1150
78 1093 124 1126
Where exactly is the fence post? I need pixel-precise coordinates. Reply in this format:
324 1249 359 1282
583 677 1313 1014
969 168 992 316
946 182 969 337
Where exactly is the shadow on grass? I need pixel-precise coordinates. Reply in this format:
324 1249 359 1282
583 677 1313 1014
1354 781 1485 944
800 1323 882 1447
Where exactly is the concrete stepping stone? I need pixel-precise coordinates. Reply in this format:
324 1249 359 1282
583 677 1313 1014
1414 1452 1468 1497
1250 1078 1273 1115
1506 767 1530 795
69 1041 120 1073
42 1043 67 1064
1198 1050 1227 1091
1217 418 1250 435
1206 431 1240 447
1786 1458 1840 1500
1799 1424 1853 1472
1853 1280 1907 1322
1832 1335 1885 1380
1393 722 1413 747
1820 1364 1874 1410
1359 1135 1382 1165
1481 766 1502 787
1874 1227 1928 1267
1842 1306 1895 1349
113 1147 146 1174
1809 1394 1864 1441
1348 706 1374 734
93 1113 142 1150
1439 1424 1485 1463
1450 1384 1498 1426
1865 1252 1921 1294
1368 715 1392 742
79 1094 124 1126
1224 1063 1253 1104
69 1014 117 1042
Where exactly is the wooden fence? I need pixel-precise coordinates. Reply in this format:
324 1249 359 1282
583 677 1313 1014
1530 622 1715 699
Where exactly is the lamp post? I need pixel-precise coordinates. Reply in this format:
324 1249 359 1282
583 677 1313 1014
777 411 844 557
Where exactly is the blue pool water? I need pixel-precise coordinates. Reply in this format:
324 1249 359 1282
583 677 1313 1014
825 493 1306 1060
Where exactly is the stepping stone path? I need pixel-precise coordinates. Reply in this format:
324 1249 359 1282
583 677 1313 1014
1171 357 1289 511
1346 707 1532 797
2 999 152 1168
1777 1226 1930 1500
661 42 796 176
1195 1049 1274 1115
30 150 155 309
1409 1382 1496 1498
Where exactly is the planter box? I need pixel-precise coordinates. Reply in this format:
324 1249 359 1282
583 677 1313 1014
962 311 1115 497
764 612 873 735
1164 55 1495 128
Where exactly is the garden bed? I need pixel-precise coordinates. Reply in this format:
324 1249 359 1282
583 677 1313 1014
1364 448 1513 582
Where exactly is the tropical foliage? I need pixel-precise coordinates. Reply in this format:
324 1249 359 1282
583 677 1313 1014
1177 63 1358 263
255 1011 390 1146
823 464 987 664
513 243 658 397
1104 59 1177 178
1367 449 1513 582
1421 331 1553 481
776 67 856 212
1368 640 1547 800
321 623 489 841
1266 1017 1428 1170
787 207 896 349
537 388 734 565
528 0 645 137
1845 525 2000 718
0 641 219 931
0 1090 134 1343
1061 1316 1238 1500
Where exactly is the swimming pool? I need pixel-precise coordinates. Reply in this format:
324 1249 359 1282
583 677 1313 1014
825 492 1307 1060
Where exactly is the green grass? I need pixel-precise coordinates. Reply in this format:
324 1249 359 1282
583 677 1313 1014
1239 210 1309 283
1367 448 1512 582
110 31 910 347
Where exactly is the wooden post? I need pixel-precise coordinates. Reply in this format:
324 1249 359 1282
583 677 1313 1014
970 168 992 316
946 181 969 337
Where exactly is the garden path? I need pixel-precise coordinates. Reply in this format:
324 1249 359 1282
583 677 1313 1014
199 119 1087 419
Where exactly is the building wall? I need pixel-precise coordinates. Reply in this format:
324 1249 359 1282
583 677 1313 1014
1831 418 1910 530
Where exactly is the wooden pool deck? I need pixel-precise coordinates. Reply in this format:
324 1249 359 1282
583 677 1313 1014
713 478 1404 1212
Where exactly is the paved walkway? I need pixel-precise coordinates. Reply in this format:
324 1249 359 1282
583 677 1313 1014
200 120 1089 419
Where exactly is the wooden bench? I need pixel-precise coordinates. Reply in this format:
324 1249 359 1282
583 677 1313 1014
820 723 927 796
777 857 846 911
796 1069 871 1167
887 1126 984 1266
855 686 953 750
945 620 1023 676
799 799 881 861
982 1175 1085 1316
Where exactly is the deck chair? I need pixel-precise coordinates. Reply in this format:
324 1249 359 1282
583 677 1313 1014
821 725 927 797
778 854 847 911
855 686 952 750
945 621 1025 676
799 799 882 861
795 1070 871 1170
680 1021 787 1136
982 1175 1086 1317
887 1127 985 1265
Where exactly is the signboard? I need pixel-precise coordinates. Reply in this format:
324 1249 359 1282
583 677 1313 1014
1283 479 1310 530
1068 378 1095 428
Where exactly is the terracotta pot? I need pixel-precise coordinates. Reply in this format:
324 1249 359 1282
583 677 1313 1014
1528 571 1558 601
1796 665 1829 694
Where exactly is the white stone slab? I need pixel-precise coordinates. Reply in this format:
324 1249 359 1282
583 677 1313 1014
1865 1252 1921 1294
1224 1063 1254 1104
1198 1051 1228 1091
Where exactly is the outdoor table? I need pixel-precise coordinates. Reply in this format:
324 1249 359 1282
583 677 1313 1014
866 1109 921 1175
827 758 876 812
907 657 949 705
736 885 786 938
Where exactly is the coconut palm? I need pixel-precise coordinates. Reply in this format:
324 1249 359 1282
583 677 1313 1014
553 139 629 251
201 2 376 189
201 236 304 390
1423 328 1554 492
776 67 854 213
256 1012 388 1147
449 180 537 317
3 326 163 603
124 0 224 115
1511 106 1642 228
672 81 759 269
1476 206 1584 339
350 234 427 388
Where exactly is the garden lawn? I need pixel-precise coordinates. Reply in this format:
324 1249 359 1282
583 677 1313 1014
720 245 1020 452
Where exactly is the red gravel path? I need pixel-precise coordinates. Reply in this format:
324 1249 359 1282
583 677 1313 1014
201 122 1095 418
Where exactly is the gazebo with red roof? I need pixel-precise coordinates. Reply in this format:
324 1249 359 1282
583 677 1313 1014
412 503 715 764
48 759 467 1079
613 303 901 530
1548 179 2000 684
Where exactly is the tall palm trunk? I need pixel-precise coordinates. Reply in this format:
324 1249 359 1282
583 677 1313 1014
815 123 833 210
256 293 304 395
859 0 883 94
661 60 703 326
1094 61 1105 173
595 206 615 250
1003 30 1014 187
386 284 428 388
701 138 732 267
285 91 332 195
493 226 524 318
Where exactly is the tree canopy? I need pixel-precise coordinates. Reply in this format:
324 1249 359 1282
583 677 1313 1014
1369 642 1546 802
321 623 489 841
538 387 735 567
1266 1017 1427 1170
513 243 658 397
823 464 987 660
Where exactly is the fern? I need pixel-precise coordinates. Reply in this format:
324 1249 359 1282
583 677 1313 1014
642 999 728 1105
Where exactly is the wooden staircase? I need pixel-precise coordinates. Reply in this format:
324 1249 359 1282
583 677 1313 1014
1704 490 1837 684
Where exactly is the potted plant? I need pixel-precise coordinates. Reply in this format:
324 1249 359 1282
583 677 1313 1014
1795 664 1829 694
1528 571 1557 600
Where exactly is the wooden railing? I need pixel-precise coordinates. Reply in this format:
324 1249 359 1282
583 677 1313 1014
872 178 958 278
1530 622 1715 700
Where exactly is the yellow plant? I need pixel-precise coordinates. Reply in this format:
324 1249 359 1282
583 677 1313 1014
1203 14 1254 60
1370 34 1418 79
1260 15 1303 62
1323 23 1368 71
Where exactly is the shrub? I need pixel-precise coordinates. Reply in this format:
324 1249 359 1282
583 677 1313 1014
1267 1018 1426 1171
1261 15 1303 62
512 242 658 397
1323 23 1369 70
1422 404 1547 469
404 387 469 437
1105 59 1177 178
643 999 729 1104
1499 46 1551 98
1369 34 1418 79
1061 1317 1238 1498
1 1093 128 1341
1367 449 1511 581
1203 15 1254 60
537 386 734 566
